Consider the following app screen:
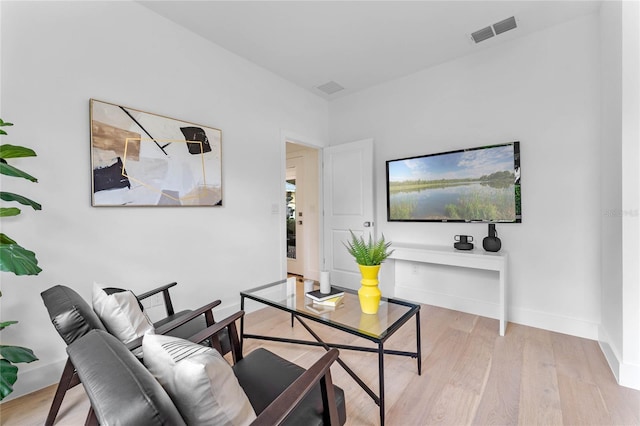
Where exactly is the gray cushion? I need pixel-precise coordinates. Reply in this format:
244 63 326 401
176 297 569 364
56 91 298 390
67 330 186 426
41 285 106 345
233 348 347 426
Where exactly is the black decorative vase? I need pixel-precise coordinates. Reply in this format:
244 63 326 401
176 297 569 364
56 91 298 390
454 235 474 250
482 224 502 252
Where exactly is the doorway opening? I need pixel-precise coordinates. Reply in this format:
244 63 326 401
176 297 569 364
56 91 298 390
285 142 320 280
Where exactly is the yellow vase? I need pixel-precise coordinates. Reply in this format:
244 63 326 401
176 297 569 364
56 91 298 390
358 264 381 314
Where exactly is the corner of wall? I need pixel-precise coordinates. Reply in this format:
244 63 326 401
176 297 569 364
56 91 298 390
619 362 640 390
599 324 621 382
599 324 640 390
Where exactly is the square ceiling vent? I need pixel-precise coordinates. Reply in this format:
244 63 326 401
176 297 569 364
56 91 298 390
316 81 344 95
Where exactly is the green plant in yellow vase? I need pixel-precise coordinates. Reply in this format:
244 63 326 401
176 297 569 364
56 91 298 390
343 230 393 266
344 230 393 314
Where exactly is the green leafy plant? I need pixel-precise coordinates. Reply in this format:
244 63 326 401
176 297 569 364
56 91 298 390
0 118 40 400
0 120 42 275
0 321 38 400
344 230 394 266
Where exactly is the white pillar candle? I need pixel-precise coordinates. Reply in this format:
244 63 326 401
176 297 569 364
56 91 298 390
304 279 314 293
320 271 331 294
286 276 296 296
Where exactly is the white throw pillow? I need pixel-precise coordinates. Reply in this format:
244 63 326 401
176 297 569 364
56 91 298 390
92 283 155 347
143 334 257 426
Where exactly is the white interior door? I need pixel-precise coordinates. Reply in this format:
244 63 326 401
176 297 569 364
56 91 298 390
323 139 375 290
286 157 304 276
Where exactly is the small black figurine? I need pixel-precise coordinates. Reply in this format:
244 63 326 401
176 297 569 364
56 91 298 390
454 235 474 250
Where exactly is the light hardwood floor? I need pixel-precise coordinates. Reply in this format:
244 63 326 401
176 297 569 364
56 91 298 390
1 304 638 425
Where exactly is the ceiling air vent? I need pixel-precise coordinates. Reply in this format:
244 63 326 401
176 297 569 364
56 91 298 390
493 16 517 35
471 26 495 44
471 16 518 44
316 81 344 95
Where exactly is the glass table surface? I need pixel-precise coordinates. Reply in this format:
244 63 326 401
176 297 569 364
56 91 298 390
241 279 419 342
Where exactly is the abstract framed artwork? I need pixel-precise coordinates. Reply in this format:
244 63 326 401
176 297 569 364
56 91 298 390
90 99 222 207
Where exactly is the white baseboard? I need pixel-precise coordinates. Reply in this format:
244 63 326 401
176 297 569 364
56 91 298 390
215 301 244 318
2 358 65 402
599 325 640 390
395 285 500 320
509 306 599 340
395 284 599 340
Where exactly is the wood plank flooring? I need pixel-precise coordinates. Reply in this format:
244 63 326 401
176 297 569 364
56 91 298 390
1 304 638 425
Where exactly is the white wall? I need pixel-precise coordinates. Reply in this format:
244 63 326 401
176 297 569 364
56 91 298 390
329 14 602 339
600 0 640 390
0 1 328 399
2 0 637 401
619 0 640 389
599 0 624 381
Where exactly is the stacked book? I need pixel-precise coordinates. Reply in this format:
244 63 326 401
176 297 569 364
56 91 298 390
305 288 345 307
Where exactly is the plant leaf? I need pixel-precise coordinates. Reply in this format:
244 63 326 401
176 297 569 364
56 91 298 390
0 207 21 217
344 230 393 266
0 321 18 330
0 345 38 364
0 119 14 127
0 238 42 275
0 192 41 211
0 144 36 159
0 359 18 400
0 163 37 182
0 233 17 244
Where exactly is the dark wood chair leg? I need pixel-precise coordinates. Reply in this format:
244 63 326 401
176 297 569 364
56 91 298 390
84 407 98 426
205 309 223 353
320 372 340 425
44 357 78 426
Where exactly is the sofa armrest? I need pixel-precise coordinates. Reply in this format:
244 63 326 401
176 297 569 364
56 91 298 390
125 300 223 352
154 299 222 335
188 310 244 362
251 349 340 426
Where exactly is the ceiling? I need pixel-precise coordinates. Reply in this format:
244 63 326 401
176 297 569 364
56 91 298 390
139 1 601 100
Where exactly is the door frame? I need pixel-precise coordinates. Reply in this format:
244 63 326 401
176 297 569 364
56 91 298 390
280 130 324 280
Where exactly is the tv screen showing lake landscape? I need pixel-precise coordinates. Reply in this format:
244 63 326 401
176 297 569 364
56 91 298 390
386 142 521 223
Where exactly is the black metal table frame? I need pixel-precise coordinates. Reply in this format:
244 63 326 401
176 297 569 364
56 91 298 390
240 282 421 426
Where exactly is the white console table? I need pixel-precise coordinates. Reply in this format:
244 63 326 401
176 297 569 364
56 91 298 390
389 243 508 336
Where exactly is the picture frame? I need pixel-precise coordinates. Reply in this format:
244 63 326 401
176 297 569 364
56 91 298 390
90 99 222 207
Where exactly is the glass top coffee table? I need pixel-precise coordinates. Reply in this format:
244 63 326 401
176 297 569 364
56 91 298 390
240 279 421 426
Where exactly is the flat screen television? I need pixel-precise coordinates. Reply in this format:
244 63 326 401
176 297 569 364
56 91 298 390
386 142 521 223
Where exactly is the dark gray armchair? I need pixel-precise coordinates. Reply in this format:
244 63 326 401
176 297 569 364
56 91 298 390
68 310 347 425
40 283 229 425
